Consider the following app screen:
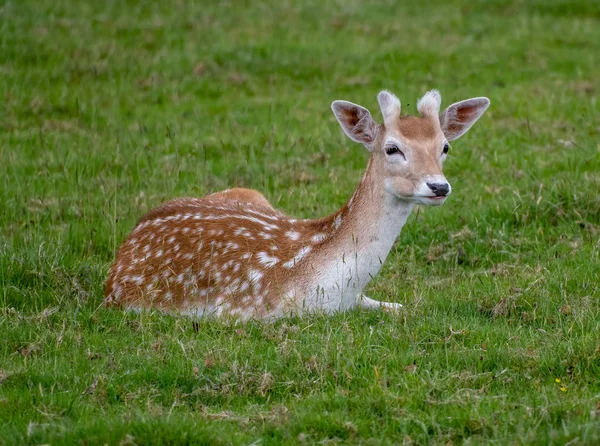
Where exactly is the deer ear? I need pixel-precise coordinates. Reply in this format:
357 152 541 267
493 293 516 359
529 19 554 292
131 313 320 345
331 100 378 150
439 97 490 141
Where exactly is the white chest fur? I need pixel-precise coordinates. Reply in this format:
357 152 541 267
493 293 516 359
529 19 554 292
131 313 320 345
291 199 414 313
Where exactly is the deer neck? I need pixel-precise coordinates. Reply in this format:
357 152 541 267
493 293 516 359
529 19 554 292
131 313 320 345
300 157 414 305
325 157 414 259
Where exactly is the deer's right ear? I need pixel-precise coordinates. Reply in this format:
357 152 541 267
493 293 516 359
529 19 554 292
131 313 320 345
331 100 378 150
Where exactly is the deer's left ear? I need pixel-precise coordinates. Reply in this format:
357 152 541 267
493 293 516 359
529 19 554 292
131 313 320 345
440 97 490 141
331 100 379 150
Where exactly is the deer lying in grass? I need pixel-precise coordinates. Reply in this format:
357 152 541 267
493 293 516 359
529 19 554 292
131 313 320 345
105 89 490 319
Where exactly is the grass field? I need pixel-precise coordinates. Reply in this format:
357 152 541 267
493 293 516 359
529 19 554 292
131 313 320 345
1 0 599 444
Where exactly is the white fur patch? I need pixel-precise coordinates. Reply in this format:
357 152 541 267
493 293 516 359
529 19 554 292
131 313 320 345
333 215 343 230
283 246 312 269
257 251 279 267
285 230 300 241
233 226 248 236
248 269 264 284
311 233 326 243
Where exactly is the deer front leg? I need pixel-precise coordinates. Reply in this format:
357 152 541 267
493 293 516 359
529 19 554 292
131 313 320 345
358 295 403 312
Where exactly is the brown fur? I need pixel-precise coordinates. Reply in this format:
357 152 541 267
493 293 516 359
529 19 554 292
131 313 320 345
207 188 274 209
105 192 350 317
396 116 439 141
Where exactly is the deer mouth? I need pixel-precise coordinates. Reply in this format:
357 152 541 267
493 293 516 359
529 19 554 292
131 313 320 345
418 195 448 205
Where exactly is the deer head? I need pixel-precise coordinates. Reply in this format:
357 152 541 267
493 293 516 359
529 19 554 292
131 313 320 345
331 90 490 206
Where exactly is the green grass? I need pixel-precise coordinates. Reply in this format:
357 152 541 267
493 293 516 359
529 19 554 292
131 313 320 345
1 0 599 444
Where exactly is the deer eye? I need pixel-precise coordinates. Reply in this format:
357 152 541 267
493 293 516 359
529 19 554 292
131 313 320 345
442 143 450 154
385 145 405 159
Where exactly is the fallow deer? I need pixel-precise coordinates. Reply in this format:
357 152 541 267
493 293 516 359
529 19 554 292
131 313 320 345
104 89 490 319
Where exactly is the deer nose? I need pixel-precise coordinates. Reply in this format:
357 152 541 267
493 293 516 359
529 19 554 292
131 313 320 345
426 182 450 197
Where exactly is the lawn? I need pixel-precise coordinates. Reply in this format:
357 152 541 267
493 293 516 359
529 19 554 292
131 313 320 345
1 0 599 444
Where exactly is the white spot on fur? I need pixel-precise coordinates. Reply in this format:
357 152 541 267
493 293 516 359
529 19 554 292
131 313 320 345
133 222 148 233
283 246 312 268
348 195 355 208
206 214 278 231
248 269 263 284
244 207 281 222
311 233 326 243
285 230 300 240
233 227 248 236
333 215 343 230
257 252 279 267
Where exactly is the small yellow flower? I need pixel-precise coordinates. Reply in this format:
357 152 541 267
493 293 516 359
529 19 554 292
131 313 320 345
555 378 561 383
560 387 567 392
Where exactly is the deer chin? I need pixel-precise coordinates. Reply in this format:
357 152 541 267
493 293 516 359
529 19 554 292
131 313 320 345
416 195 448 206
